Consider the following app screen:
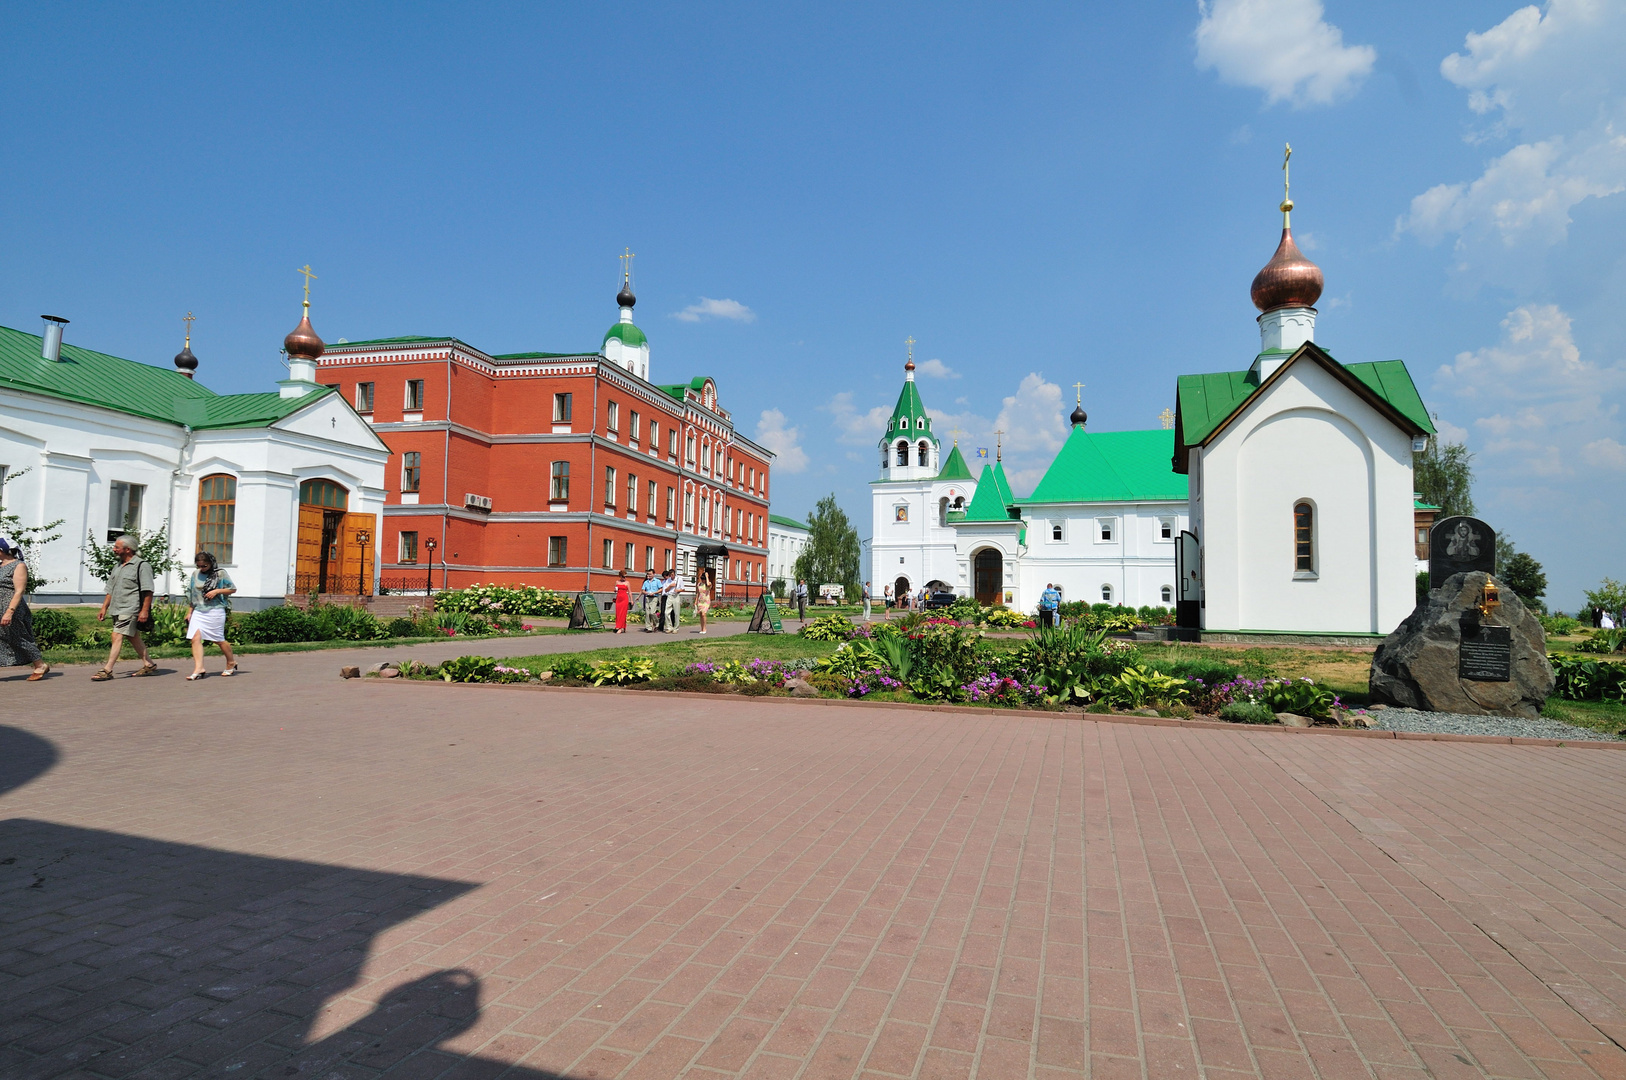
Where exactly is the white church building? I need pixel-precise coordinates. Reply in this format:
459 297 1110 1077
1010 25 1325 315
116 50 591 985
870 177 1433 638
0 298 389 609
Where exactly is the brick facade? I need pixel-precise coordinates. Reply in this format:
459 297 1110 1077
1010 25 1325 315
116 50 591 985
318 339 772 595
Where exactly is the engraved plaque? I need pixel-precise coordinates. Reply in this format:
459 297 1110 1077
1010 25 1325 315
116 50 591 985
1460 624 1512 682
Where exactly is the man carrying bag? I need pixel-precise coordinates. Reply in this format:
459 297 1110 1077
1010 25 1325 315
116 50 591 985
93 534 157 680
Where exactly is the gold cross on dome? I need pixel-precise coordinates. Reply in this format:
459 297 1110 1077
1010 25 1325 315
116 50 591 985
949 425 963 446
297 264 318 307
905 336 915 361
182 311 196 347
1159 407 1175 430
1073 381 1085 404
620 246 636 282
993 428 1004 461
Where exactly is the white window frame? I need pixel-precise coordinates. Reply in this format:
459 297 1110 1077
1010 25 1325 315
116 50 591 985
1157 517 1175 542
1048 520 1064 543
1095 517 1117 544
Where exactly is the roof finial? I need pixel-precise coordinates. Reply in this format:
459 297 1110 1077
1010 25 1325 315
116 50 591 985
174 310 200 376
620 247 635 286
993 429 1004 461
1281 142 1293 227
1073 380 1085 404
183 311 195 348
1069 383 1087 429
949 425 963 447
1159 407 1175 430
903 335 916 378
616 248 637 310
297 264 318 311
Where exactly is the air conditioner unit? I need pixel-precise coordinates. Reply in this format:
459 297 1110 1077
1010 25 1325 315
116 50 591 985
465 493 492 511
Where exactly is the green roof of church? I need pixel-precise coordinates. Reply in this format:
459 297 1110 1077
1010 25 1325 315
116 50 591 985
768 513 809 531
604 321 648 348
883 377 935 442
657 376 713 404
960 461 1018 522
1020 427 1189 504
936 444 974 481
1176 348 1434 450
0 324 334 430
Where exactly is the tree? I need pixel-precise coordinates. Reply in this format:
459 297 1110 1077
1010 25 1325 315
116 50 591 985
85 520 183 582
1584 578 1626 618
0 468 64 593
1493 534 1547 613
1414 437 1476 517
791 494 861 602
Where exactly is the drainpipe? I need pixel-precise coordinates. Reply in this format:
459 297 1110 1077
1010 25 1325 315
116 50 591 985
166 425 193 601
441 350 452 591
587 369 599 595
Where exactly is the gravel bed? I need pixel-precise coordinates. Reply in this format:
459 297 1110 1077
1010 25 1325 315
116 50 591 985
1369 707 1620 743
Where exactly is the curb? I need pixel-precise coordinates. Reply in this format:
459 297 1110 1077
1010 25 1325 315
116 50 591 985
363 678 1625 750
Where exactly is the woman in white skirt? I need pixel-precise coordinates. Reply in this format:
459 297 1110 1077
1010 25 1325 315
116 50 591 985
185 551 238 680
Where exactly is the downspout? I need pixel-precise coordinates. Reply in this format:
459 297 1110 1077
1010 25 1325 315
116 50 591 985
166 424 193 601
441 351 452 590
587 367 599 594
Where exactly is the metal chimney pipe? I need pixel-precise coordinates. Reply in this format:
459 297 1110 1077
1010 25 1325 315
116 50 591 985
40 315 69 361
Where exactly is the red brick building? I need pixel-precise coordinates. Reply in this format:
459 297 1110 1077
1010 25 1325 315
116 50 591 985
315 283 773 596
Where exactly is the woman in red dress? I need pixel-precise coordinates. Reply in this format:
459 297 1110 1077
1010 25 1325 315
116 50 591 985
613 569 630 633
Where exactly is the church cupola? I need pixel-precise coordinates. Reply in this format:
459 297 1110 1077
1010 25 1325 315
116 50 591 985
878 337 941 479
602 248 650 380
1250 145 1322 379
174 311 199 379
280 265 327 399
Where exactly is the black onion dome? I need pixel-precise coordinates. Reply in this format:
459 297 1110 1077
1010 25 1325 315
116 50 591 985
173 345 198 373
1070 404 1087 427
617 282 636 308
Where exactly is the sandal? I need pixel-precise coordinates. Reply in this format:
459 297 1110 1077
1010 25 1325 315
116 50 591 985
221 665 238 677
27 665 50 682
133 662 159 677
186 672 206 681
91 669 114 682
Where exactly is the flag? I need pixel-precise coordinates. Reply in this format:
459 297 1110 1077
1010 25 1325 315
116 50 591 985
975 447 989 459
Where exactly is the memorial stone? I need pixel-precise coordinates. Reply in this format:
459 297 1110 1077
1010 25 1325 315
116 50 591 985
1429 515 1495 589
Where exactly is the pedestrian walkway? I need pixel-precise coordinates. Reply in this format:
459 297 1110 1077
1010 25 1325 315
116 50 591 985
2 648 1622 1078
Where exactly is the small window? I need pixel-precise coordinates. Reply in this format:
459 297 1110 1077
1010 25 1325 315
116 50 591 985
665 487 675 522
648 480 657 516
607 400 620 433
399 531 419 564
917 440 929 466
1101 584 1113 602
664 547 673 570
401 451 421 493
603 538 614 568
625 542 634 568
405 380 425 411
605 466 617 506
645 545 654 571
1294 502 1315 573
630 410 641 441
1416 527 1428 545
684 491 695 529
648 420 657 449
900 417 910 430
669 430 678 458
355 382 375 413
1051 522 1063 542
107 480 145 541
1098 518 1115 542
548 536 567 567
1161 585 1173 603
553 393 573 423
896 441 908 467
196 474 236 564
1160 518 1173 540
627 473 638 513
550 461 570 502
686 435 696 466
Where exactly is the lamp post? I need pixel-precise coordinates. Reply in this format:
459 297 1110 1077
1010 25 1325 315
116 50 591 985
424 537 437 597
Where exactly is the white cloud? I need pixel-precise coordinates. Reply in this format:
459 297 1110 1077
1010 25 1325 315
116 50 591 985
916 358 958 379
673 297 756 323
914 373 1070 495
823 392 891 445
1398 1 1626 269
1194 0 1376 107
755 408 809 473
1582 438 1626 470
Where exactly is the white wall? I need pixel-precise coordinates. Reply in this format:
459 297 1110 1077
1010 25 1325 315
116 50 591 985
1015 502 1186 610
870 473 971 597
1197 359 1415 634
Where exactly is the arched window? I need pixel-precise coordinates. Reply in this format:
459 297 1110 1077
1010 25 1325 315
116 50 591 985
900 417 910 430
1160 585 1173 603
1294 501 1315 573
300 479 348 509
917 440 930 466
196 474 236 564
1101 584 1113 602
895 441 909 466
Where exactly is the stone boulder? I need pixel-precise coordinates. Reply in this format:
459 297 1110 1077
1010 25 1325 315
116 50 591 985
1370 571 1554 718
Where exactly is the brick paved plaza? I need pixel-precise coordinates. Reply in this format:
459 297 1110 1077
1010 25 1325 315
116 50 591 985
4 641 1626 1079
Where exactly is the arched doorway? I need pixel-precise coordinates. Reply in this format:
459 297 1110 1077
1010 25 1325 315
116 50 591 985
973 548 1002 605
295 479 376 596
894 576 910 607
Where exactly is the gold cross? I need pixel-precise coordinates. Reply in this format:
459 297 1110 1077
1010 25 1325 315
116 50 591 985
182 311 196 347
297 264 317 307
905 336 915 361
1073 381 1085 404
949 425 963 446
993 429 1004 461
620 246 635 282
1281 143 1294 220
1159 407 1174 430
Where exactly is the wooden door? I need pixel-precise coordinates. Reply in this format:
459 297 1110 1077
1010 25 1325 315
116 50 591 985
341 513 377 596
295 506 325 593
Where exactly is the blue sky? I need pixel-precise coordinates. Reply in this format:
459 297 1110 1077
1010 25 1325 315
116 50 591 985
3 1 1622 610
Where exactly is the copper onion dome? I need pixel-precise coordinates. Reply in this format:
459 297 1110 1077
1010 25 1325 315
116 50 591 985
284 306 325 360
1250 225 1323 312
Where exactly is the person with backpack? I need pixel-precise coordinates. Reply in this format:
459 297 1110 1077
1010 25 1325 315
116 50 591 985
93 534 156 680
185 550 239 680
1039 582 1063 628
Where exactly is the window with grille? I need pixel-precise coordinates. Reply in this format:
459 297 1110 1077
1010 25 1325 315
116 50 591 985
405 380 425 411
399 531 419 563
550 461 570 502
355 382 375 413
196 474 236 564
1294 502 1315 573
401 452 421 493
548 536 567 567
1101 584 1113 602
299 479 348 509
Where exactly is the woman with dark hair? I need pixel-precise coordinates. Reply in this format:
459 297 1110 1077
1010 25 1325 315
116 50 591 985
612 569 630 634
0 536 48 681
185 551 238 680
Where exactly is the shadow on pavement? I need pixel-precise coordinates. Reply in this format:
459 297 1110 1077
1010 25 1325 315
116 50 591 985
0 725 58 798
0 820 580 1078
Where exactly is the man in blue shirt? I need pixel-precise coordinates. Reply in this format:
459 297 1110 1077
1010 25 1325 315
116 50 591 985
1039 583 1062 628
640 569 661 632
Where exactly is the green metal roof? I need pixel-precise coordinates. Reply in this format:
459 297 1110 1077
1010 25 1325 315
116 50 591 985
1415 499 1442 510
1174 345 1434 471
657 376 713 404
329 335 447 347
492 351 586 361
0 324 332 430
883 377 935 443
1020 427 1189 504
960 463 1016 523
768 513 809 531
604 321 648 348
936 444 974 481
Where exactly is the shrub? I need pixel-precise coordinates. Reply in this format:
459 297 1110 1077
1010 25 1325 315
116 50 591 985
1549 654 1626 701
1219 701 1278 724
435 584 571 618
1102 666 1189 709
144 603 191 646
439 655 497 682
548 655 596 682
981 607 1029 629
944 597 982 623
1575 629 1625 655
229 605 321 644
1538 614 1581 636
385 617 417 638
31 608 81 649
799 614 856 641
310 603 387 641
591 657 657 685
1011 624 1138 705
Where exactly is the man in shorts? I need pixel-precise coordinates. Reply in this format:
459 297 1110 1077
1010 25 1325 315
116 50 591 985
94 535 155 680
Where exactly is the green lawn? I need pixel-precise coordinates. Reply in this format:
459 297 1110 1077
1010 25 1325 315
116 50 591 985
1539 697 1626 737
